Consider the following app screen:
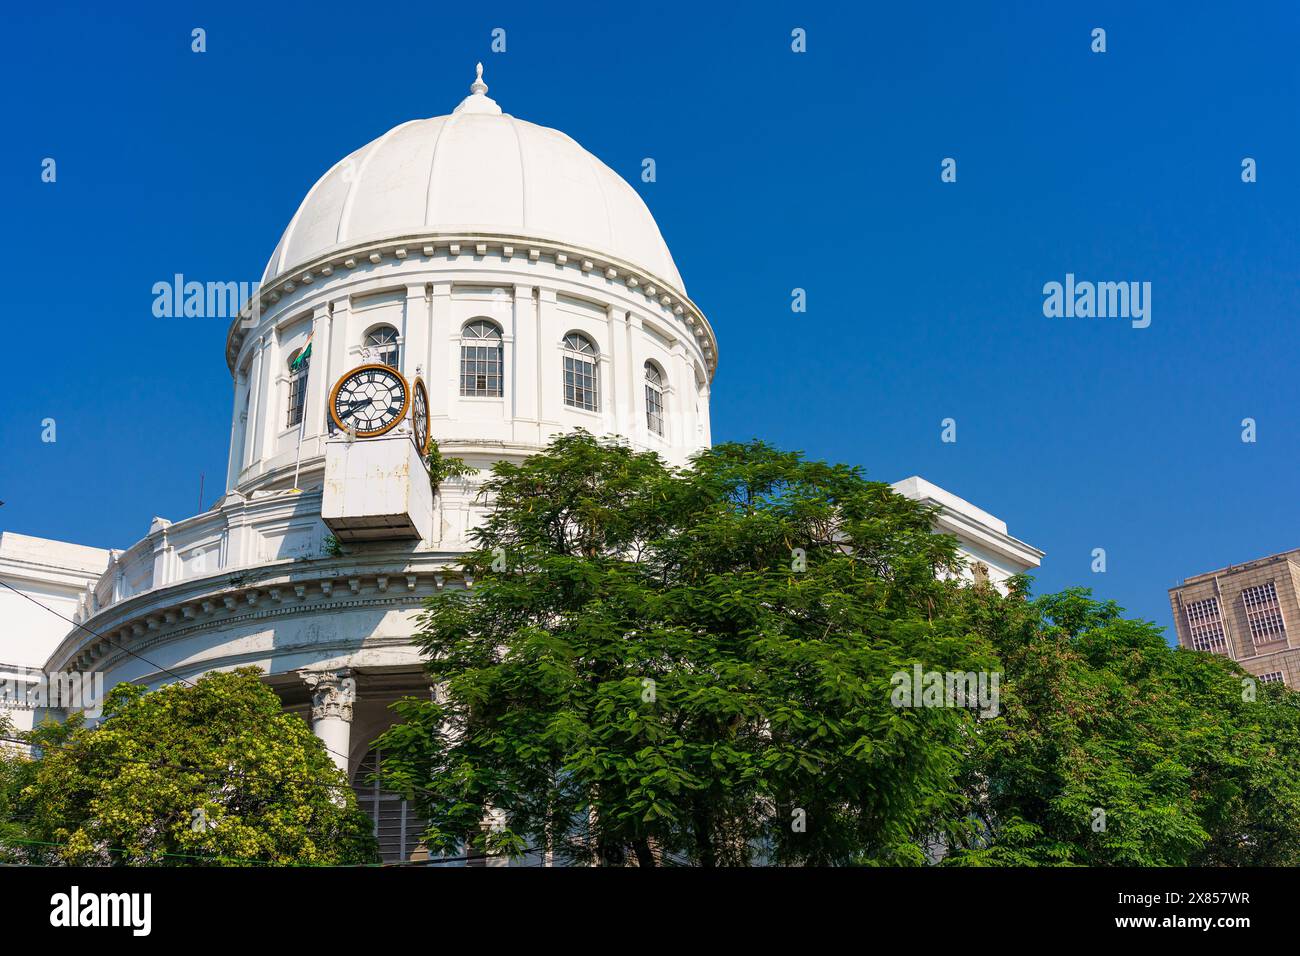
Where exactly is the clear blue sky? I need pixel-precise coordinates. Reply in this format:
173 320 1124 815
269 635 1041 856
2 1 1297 636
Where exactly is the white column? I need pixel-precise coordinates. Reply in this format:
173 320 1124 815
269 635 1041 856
327 296 352 413
256 331 282 464
623 312 641 442
671 342 692 459
509 284 535 445
300 669 356 779
225 369 245 492
602 305 627 437
698 373 712 447
403 283 430 383
244 338 266 473
429 283 452 422
303 304 333 443
537 289 560 427
222 495 247 568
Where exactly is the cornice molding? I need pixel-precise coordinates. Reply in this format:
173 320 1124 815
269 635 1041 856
0 555 107 590
922 502 1045 567
226 231 718 379
48 552 467 675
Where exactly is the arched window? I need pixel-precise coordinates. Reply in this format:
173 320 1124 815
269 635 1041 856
562 333 599 411
364 325 400 369
286 348 310 428
644 361 665 437
460 320 503 397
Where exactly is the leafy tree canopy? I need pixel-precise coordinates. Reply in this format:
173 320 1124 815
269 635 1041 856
946 586 1300 866
378 431 995 865
377 431 1300 866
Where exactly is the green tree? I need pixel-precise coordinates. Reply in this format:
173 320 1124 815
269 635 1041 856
5 669 377 866
944 586 1300 866
377 431 995 865
0 714 36 862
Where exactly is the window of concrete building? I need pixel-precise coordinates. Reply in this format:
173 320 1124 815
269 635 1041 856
644 361 665 437
353 747 430 864
363 325 401 369
1184 596 1228 652
286 349 309 428
562 332 599 411
1260 671 1285 685
1242 582 1287 645
460 319 504 397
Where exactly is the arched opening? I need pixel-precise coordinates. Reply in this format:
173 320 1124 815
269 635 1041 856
562 332 599 411
363 325 401 369
460 319 504 397
286 348 310 428
644 361 666 437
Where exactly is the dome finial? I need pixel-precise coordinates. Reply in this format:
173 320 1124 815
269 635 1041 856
452 61 503 115
471 62 488 96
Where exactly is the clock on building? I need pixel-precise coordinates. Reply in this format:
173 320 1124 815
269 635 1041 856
328 364 411 438
410 377 430 455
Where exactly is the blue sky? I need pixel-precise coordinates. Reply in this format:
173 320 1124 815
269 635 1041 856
2 1 1297 634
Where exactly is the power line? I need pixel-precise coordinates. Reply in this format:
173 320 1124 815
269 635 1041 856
0 578 359 776
0 734 355 793
0 582 561 867
2 579 217 692
0 725 456 803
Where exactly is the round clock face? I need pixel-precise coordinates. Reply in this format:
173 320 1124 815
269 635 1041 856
329 364 411 438
411 378 430 454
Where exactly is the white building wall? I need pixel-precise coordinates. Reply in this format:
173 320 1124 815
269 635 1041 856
0 533 111 733
891 476 1044 592
224 241 716 499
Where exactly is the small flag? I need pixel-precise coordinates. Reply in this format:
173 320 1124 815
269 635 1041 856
291 332 313 370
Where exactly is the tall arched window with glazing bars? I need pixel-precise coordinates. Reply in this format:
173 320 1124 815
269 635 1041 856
460 320 503 397
644 361 665 436
364 325 401 369
286 348 309 428
562 333 598 411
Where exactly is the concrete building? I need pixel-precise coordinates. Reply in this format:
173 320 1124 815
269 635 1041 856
1170 549 1300 687
891 477 1043 594
1 67 1042 861
0 533 111 735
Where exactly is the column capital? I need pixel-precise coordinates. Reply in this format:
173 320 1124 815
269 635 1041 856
299 669 356 723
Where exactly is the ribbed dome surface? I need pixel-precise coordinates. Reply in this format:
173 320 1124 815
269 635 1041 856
262 78 683 291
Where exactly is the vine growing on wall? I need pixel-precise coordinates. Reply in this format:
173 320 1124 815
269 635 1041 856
425 439 475 497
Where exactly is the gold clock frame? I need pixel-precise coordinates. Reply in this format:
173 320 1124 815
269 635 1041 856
410 376 431 455
328 363 412 438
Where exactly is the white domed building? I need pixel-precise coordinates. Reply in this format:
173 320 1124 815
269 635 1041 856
0 68 1041 863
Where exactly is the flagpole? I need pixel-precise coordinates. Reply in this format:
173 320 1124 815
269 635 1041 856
290 400 307 492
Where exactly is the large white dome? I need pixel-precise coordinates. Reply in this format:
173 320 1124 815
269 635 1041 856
262 69 684 292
